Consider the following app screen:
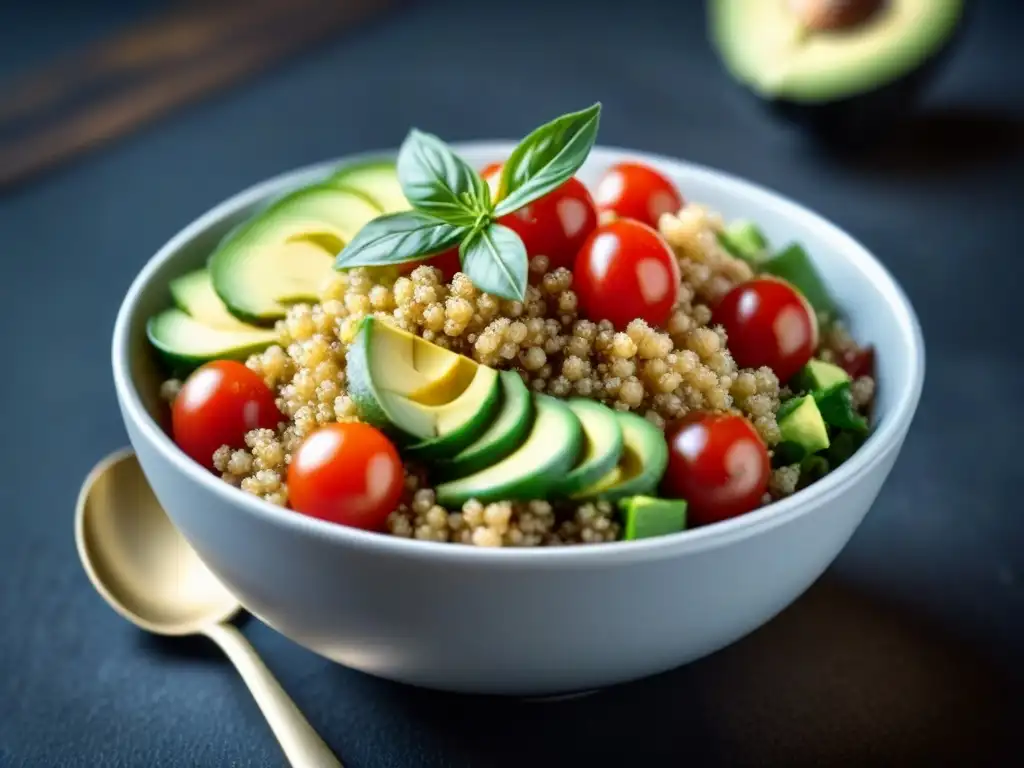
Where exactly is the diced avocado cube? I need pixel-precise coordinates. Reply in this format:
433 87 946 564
776 395 830 462
620 496 688 541
760 243 837 318
813 382 869 433
718 220 769 263
795 359 850 392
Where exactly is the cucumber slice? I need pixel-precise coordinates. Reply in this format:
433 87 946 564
329 161 409 213
147 308 277 373
208 184 380 323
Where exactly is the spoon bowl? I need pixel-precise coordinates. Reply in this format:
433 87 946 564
76 448 238 635
75 448 342 767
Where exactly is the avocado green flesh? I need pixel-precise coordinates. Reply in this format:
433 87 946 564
711 0 963 102
208 184 380 323
718 220 768 263
432 371 533 481
169 269 255 332
761 244 836 318
796 359 850 392
400 367 502 459
777 395 830 459
434 395 584 507
328 161 409 213
621 496 688 541
574 411 668 501
552 399 624 497
813 382 869 432
147 308 277 372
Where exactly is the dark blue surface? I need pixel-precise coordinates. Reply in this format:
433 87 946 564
2 1 1022 765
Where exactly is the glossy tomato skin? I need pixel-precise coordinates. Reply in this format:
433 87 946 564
713 277 818 384
593 161 684 229
288 422 404 531
398 247 462 280
662 412 770 527
481 165 598 270
172 360 282 470
573 219 681 329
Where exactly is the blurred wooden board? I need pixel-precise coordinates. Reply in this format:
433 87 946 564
0 0 402 190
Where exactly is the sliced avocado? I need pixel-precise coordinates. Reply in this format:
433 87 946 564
432 371 534 481
147 308 277 373
718 220 769 263
169 269 255 331
710 0 965 143
760 244 837 318
348 317 478 407
401 367 502 460
551 399 623 497
574 411 668 501
814 382 869 433
346 318 500 453
619 496 688 541
434 395 584 507
329 161 409 213
209 184 380 323
795 358 850 392
775 394 830 463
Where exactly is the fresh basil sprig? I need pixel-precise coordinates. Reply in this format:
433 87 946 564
335 102 602 301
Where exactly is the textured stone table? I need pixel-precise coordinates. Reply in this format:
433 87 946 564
1 0 1021 765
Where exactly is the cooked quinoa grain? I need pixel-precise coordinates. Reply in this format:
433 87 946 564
168 201 875 547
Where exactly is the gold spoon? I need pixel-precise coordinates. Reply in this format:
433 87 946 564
75 448 342 768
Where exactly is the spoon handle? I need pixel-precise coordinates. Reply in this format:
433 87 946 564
202 622 342 768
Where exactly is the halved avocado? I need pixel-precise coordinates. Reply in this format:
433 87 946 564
208 184 381 323
432 371 534 481
434 395 584 507
169 269 255 332
147 308 277 373
551 399 624 497
346 317 500 455
573 411 669 502
329 161 409 213
710 0 965 143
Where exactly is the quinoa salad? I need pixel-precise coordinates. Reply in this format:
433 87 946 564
149 104 875 548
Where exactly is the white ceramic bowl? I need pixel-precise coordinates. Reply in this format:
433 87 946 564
112 143 924 697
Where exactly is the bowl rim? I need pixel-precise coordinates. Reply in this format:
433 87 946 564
112 141 925 568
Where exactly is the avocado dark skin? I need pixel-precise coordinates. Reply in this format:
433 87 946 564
730 1 972 150
765 36 962 149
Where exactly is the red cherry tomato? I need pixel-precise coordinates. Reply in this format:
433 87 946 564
481 164 598 270
288 422 404 531
479 161 503 178
573 219 681 329
398 247 462 280
172 360 282 470
662 412 770 527
593 162 684 229
713 277 818 384
839 345 874 379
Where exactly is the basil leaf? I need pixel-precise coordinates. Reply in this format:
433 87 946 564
459 222 527 301
397 128 489 224
334 210 466 269
495 103 601 216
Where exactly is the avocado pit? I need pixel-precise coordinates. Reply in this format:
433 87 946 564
789 0 886 33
